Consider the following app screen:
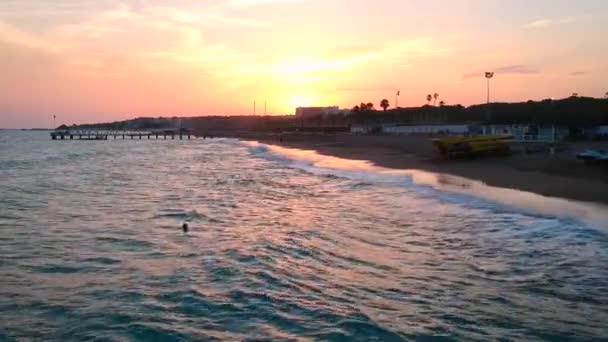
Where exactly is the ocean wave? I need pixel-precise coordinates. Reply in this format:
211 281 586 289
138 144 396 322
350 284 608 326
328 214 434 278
154 209 208 221
244 141 608 232
2 131 608 340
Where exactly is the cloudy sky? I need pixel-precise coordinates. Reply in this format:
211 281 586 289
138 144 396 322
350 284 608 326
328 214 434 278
1 0 607 127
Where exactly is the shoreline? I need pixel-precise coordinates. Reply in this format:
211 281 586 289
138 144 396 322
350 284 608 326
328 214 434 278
230 132 608 205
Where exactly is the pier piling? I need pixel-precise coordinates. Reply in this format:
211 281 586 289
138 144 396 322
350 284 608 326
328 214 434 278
50 129 193 142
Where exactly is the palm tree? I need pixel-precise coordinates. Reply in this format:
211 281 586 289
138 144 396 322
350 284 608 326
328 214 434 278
366 102 374 111
439 100 445 107
426 94 432 105
380 99 390 111
433 93 439 106
360 102 368 112
352 105 360 114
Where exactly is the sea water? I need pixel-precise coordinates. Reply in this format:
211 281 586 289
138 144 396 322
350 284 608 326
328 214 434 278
1 130 607 341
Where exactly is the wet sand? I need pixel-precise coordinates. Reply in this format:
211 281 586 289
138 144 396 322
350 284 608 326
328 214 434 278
233 132 608 204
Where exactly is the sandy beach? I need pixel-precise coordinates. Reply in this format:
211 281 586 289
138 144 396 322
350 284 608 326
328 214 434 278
231 132 608 204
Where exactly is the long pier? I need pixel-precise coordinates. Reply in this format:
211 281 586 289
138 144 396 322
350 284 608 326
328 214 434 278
50 129 194 141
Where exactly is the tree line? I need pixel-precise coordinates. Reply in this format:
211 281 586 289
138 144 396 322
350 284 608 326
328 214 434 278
353 92 446 114
347 96 608 126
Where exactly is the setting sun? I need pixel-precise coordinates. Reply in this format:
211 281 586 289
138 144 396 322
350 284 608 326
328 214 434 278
288 94 317 109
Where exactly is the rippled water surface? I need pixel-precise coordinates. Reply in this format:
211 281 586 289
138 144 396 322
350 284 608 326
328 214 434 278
1 131 607 341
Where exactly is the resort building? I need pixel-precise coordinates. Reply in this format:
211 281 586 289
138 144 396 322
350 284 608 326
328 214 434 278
351 124 471 135
593 125 608 137
383 124 470 135
295 106 341 119
479 125 568 143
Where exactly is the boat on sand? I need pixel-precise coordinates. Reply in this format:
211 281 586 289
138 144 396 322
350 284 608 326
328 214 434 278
431 135 512 157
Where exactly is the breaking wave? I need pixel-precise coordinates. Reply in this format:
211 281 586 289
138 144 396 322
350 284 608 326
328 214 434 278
244 141 608 232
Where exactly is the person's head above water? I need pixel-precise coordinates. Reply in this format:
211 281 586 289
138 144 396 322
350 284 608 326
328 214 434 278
182 223 189 233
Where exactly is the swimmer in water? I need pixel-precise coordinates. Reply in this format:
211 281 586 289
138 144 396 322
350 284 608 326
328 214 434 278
182 223 189 233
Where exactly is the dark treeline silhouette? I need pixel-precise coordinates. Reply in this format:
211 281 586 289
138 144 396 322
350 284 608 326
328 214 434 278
73 117 191 130
467 97 607 125
69 97 608 134
349 96 608 126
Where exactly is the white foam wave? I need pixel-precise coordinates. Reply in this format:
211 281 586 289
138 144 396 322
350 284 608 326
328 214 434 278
243 140 608 232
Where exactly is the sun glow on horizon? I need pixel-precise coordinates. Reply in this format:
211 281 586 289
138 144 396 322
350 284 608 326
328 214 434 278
1 0 607 127
289 94 317 109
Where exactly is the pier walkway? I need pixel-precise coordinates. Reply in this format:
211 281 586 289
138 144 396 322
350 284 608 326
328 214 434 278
51 129 194 141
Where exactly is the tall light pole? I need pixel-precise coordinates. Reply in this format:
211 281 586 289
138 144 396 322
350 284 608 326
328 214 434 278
395 90 400 108
484 72 495 124
485 72 494 104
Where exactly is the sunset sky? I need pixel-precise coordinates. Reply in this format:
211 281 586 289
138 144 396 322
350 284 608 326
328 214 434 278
1 0 607 128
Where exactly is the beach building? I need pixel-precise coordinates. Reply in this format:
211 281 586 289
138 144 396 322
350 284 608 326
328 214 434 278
350 125 375 134
573 125 608 139
350 124 472 135
382 124 470 135
295 106 341 119
480 125 567 143
593 125 608 137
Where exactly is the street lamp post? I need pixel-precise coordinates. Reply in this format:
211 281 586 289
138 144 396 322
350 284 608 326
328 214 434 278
484 72 494 124
485 72 494 104
395 90 400 108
